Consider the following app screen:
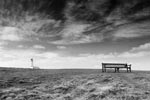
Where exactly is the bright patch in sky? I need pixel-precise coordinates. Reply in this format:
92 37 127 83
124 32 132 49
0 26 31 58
0 27 22 41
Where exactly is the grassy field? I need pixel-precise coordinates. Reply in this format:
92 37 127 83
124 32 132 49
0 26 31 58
0 67 150 100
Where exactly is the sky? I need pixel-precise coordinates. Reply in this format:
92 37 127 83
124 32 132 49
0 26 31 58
0 0 150 70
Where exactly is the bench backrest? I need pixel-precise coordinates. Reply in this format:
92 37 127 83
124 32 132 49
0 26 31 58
102 63 127 68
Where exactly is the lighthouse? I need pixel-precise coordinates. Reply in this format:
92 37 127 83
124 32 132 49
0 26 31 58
31 58 34 68
30 58 40 69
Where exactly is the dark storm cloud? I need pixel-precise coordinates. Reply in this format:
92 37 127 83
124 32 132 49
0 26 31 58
1 0 150 45
127 0 150 15
38 0 67 20
0 0 67 20
1 0 150 21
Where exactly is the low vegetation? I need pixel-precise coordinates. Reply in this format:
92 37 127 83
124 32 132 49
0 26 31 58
0 68 150 100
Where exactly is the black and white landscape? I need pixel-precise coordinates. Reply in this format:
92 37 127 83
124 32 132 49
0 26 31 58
0 0 150 100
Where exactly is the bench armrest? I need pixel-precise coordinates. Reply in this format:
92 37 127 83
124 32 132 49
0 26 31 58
127 64 131 67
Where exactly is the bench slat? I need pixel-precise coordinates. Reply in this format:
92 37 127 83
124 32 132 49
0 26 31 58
102 63 127 65
104 65 126 68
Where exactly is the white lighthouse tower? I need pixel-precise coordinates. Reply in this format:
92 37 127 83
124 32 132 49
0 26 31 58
30 58 40 69
31 58 34 68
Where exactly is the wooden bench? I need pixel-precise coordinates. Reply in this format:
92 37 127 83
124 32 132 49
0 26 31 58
102 63 131 72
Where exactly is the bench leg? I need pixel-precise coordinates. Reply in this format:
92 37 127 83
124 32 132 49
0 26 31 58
116 68 119 72
102 68 105 72
105 68 106 72
130 67 131 72
115 68 118 73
